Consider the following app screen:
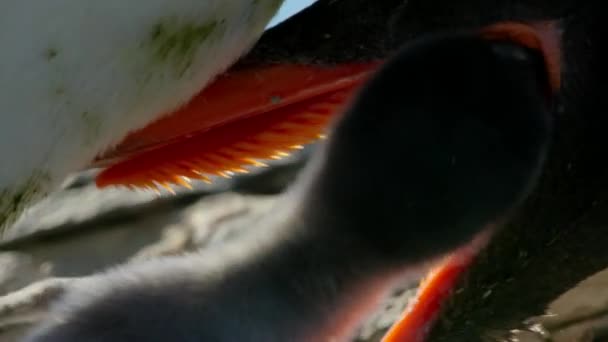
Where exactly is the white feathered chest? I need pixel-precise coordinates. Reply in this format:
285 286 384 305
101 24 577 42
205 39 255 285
0 0 283 229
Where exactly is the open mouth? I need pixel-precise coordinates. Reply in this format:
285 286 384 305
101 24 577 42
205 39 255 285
91 20 561 341
383 21 561 342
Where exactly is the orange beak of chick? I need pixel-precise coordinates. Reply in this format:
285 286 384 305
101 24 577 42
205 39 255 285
91 20 561 342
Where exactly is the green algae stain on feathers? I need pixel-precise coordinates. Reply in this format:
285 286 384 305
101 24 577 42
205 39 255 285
80 111 102 146
147 18 222 77
44 47 59 61
0 171 51 235
266 0 284 14
253 0 283 13
250 0 284 27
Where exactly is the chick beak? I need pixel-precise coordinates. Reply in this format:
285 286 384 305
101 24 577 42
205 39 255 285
383 20 561 342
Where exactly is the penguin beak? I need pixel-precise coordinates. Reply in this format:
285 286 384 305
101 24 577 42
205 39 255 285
91 59 382 190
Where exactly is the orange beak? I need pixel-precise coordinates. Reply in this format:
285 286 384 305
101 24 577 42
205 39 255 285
90 19 561 342
92 62 381 190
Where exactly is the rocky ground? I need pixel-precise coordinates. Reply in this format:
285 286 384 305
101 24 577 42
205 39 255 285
0 146 607 341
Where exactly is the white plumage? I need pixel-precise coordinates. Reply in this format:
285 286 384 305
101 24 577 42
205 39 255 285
0 0 283 229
